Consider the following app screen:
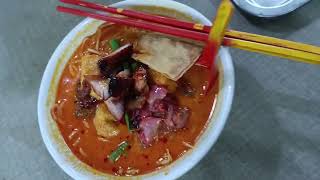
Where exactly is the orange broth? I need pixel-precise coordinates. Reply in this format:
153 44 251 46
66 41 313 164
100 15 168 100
53 24 218 175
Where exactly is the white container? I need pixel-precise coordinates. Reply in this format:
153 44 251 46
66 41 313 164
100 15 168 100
37 0 235 179
233 0 311 17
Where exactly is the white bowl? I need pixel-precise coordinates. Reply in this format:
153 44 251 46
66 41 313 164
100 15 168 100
37 0 235 179
233 0 311 17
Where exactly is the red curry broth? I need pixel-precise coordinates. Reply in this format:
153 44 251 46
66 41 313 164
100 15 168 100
53 24 218 175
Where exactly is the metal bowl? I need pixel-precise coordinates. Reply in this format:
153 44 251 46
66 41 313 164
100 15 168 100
232 0 311 17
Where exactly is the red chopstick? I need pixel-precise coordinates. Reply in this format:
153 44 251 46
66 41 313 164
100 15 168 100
59 0 320 56
60 0 212 33
57 6 209 42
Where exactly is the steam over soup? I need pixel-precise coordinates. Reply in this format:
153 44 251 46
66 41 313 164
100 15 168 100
51 23 218 176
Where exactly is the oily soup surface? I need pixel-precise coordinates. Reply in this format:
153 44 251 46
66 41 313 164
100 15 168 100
54 24 218 175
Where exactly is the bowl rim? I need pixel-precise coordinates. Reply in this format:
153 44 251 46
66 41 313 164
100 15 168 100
232 0 311 17
37 0 235 179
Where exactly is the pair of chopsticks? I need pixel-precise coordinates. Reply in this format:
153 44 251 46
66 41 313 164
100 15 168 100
200 0 233 93
57 0 320 65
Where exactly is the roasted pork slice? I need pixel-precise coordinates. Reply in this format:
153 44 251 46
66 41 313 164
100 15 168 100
105 97 124 120
132 108 152 121
98 43 133 77
171 107 191 129
137 105 190 147
149 100 189 130
136 85 190 147
85 75 110 100
108 76 134 97
147 85 168 105
138 117 162 147
149 99 168 114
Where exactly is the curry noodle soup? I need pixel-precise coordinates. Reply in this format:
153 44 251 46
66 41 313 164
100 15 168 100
51 23 218 176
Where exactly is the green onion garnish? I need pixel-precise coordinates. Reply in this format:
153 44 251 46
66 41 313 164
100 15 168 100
131 62 137 71
123 62 130 70
108 141 129 163
125 112 133 131
109 39 120 51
